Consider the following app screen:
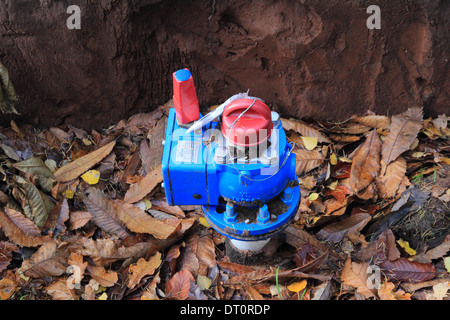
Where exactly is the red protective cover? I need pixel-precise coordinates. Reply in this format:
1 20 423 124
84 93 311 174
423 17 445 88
221 98 273 147
172 70 200 124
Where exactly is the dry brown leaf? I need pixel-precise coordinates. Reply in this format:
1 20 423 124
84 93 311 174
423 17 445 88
151 199 185 218
114 199 179 239
54 140 116 182
78 238 154 267
0 242 18 273
377 281 411 300
0 208 46 247
43 197 69 236
293 149 325 175
282 118 331 143
124 165 163 203
21 241 68 278
69 210 92 230
83 188 131 239
341 257 376 299
413 240 450 264
165 269 194 300
380 258 436 283
68 252 87 286
196 235 216 268
377 157 406 198
317 213 371 243
350 129 382 193
352 115 391 130
381 107 423 166
87 265 118 287
0 275 18 300
46 280 77 300
127 252 162 289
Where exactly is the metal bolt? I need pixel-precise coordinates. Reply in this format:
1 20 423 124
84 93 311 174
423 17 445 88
214 146 228 164
271 111 281 128
261 147 278 165
193 194 201 199
281 187 292 203
224 202 237 223
257 204 270 224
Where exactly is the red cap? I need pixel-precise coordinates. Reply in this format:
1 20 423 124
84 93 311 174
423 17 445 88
221 98 273 147
172 69 200 124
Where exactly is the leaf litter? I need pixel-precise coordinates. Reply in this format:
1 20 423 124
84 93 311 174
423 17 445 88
0 104 448 300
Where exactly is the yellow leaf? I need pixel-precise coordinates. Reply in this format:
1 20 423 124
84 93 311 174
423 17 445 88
438 157 450 165
301 136 318 151
98 293 108 300
339 156 352 163
412 152 424 158
287 280 307 293
308 193 319 201
397 239 416 256
327 181 338 191
444 257 450 273
82 138 92 146
62 189 75 199
199 216 210 228
81 170 100 185
330 153 338 165
197 275 212 290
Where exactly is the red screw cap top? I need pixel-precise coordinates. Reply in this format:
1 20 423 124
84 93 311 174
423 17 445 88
221 98 273 147
172 68 200 124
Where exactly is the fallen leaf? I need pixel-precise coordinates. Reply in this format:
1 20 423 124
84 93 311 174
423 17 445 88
317 213 371 243
301 136 318 150
128 252 162 289
114 199 179 239
287 280 307 293
46 280 77 300
124 165 163 203
352 115 391 130
43 197 69 236
165 269 194 300
380 258 436 283
293 150 325 175
282 118 331 143
13 174 53 228
21 241 68 278
69 210 92 230
376 157 406 198
381 107 423 166
83 188 131 239
87 265 118 287
308 193 319 201
0 242 18 272
54 140 116 182
81 170 101 185
377 281 411 300
293 243 328 272
425 281 450 300
350 129 382 193
445 257 450 273
197 275 212 290
397 239 417 256
0 208 46 247
0 277 18 300
341 258 376 299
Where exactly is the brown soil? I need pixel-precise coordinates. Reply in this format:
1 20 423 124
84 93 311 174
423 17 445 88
1 0 449 130
393 164 450 252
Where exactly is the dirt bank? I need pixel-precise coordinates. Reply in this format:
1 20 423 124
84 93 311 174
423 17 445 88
0 0 448 130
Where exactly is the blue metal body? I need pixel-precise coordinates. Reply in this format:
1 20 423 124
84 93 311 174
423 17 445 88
162 108 300 241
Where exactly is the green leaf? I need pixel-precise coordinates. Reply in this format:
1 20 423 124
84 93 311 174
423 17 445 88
13 157 56 192
14 175 53 228
13 157 55 179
